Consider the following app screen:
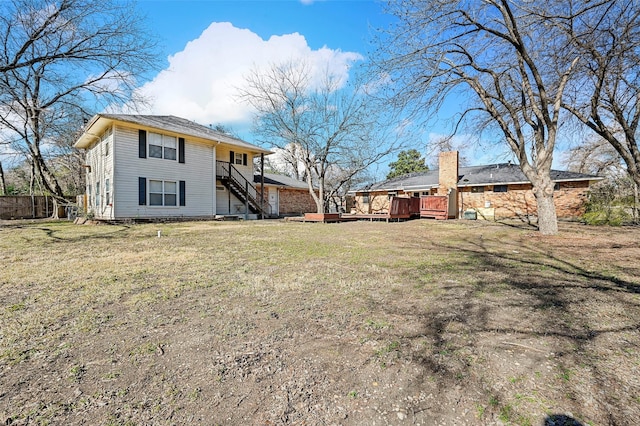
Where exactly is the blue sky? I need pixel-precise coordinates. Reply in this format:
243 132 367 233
128 0 510 170
136 0 390 59
130 1 385 133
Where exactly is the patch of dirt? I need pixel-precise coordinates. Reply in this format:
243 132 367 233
1 220 639 425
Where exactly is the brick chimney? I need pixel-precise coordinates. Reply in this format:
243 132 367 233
437 151 459 196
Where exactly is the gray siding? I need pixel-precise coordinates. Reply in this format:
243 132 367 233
112 125 216 219
82 121 264 220
85 126 114 220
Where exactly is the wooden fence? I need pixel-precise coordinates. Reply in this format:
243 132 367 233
0 196 56 219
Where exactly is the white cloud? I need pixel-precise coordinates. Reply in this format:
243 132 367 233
133 22 362 129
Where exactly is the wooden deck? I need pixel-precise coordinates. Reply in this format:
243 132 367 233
287 213 407 223
339 213 407 222
301 198 416 223
302 213 344 223
291 196 452 223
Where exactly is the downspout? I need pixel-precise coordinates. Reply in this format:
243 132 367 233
245 180 249 220
260 153 264 219
213 141 219 216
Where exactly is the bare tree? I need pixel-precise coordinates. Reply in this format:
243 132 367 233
551 1 640 192
563 135 623 177
265 144 308 182
0 0 158 209
563 133 638 223
0 161 6 195
1 159 35 195
373 0 583 234
239 60 400 213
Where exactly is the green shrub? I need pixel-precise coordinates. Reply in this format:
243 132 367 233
583 205 632 226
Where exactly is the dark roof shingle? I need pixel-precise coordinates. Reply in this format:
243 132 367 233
358 163 601 192
76 114 271 154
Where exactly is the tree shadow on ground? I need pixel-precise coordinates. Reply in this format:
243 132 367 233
377 228 639 424
26 224 132 242
545 414 584 425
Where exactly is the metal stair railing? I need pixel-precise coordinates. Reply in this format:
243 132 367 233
216 161 271 216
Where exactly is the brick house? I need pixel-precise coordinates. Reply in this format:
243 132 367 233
351 151 602 220
254 173 318 217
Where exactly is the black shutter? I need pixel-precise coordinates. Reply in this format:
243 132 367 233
178 138 185 163
230 151 235 164
138 177 146 205
138 130 147 158
179 180 186 206
243 153 248 166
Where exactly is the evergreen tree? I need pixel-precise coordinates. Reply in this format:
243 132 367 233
387 149 429 179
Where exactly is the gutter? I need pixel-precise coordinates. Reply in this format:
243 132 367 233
456 176 605 188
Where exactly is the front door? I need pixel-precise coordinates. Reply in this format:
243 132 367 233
268 188 279 216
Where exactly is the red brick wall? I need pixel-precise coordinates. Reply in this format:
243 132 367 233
552 181 591 218
354 180 592 219
459 181 590 219
277 188 318 215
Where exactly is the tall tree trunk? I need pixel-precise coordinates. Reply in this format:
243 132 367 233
31 143 65 198
30 161 36 218
0 161 6 195
305 172 322 214
533 182 559 235
634 181 639 224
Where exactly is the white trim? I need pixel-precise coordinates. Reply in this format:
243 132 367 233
149 179 178 207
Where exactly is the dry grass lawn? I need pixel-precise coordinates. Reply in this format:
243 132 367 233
1 219 639 425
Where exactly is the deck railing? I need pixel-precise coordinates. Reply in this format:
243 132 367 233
216 161 270 216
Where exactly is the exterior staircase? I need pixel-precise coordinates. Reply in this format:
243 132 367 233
216 161 271 218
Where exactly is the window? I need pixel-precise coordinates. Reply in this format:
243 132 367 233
471 186 485 193
101 127 112 156
101 127 112 141
554 182 561 191
95 181 101 207
149 180 177 206
493 185 508 193
230 151 248 166
105 179 110 205
148 132 177 160
164 139 177 160
388 191 397 199
362 192 370 203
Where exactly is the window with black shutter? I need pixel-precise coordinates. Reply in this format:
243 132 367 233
178 138 185 163
138 177 146 205
138 130 147 158
179 180 186 206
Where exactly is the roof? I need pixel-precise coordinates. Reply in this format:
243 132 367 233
74 114 272 154
457 163 601 186
355 163 602 193
254 172 310 190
